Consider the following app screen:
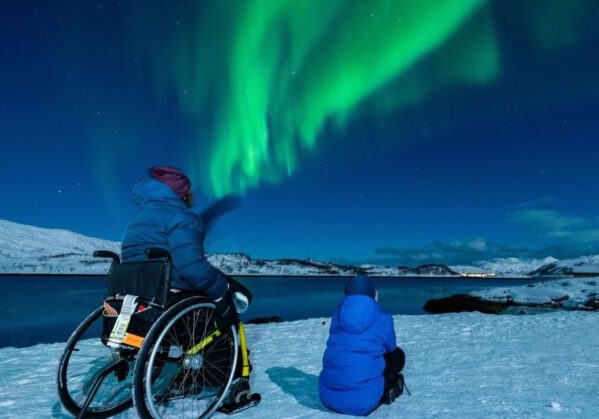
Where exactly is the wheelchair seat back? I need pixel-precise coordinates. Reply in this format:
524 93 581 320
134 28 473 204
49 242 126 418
101 257 171 349
106 259 170 306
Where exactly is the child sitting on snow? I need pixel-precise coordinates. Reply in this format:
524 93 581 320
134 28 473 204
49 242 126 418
318 275 406 416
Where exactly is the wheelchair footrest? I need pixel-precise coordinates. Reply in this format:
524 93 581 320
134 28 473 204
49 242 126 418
217 393 261 415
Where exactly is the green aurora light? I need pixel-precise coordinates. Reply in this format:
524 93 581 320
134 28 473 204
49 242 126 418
122 0 594 197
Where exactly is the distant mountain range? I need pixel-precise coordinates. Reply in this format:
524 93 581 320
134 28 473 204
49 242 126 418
528 255 599 277
0 219 120 274
211 254 459 276
1 219 597 277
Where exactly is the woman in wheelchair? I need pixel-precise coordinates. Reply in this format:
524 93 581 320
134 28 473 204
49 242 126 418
57 166 259 418
122 166 234 312
123 166 251 340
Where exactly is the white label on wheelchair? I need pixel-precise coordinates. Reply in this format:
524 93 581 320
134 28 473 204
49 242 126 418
107 294 139 348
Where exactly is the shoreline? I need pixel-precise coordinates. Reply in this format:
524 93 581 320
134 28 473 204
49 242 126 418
0 272 543 279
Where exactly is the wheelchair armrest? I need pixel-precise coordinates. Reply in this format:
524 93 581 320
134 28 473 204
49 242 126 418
93 250 120 263
146 247 172 261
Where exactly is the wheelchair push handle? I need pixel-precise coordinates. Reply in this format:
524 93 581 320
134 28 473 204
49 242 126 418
93 250 120 264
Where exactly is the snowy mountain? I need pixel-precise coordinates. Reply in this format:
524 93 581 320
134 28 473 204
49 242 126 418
451 257 559 277
452 255 599 277
208 254 359 276
0 219 457 276
0 219 120 274
211 256 458 277
528 254 599 277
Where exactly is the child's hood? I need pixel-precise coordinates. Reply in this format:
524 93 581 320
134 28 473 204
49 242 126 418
337 295 381 334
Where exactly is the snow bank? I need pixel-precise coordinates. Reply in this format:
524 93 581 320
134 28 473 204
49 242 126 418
0 312 598 418
471 277 599 310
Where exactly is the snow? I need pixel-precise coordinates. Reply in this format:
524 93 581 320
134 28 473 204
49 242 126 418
471 277 599 310
208 254 360 276
451 257 558 277
1 311 597 418
452 255 599 277
0 219 119 274
529 255 599 277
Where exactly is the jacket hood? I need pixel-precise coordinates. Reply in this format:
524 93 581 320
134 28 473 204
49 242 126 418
337 295 381 334
132 178 184 207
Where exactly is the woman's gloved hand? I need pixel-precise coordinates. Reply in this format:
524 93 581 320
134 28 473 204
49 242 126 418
232 291 249 313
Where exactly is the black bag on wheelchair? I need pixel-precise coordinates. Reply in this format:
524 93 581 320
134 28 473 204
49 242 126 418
100 259 170 349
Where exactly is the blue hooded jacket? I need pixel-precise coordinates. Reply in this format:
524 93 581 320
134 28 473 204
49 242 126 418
121 178 228 300
318 295 397 415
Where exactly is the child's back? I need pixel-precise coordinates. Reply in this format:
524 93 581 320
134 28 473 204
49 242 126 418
318 277 397 415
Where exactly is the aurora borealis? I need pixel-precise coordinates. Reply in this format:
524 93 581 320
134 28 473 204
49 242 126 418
132 0 496 196
2 1 599 264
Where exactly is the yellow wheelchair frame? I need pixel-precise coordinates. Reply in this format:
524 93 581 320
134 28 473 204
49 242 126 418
188 321 251 378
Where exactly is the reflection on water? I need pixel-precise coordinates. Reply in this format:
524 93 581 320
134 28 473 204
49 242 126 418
0 275 552 348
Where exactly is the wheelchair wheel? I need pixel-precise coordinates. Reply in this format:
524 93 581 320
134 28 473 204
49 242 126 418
133 296 238 419
57 306 135 418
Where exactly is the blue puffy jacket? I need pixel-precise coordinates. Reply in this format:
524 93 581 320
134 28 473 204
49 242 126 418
121 178 228 300
319 295 397 415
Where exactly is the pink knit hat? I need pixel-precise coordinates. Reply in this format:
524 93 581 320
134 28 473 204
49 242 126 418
150 166 191 198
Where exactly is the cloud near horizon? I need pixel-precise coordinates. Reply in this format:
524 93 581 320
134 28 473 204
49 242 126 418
508 208 599 243
374 206 599 265
374 239 530 265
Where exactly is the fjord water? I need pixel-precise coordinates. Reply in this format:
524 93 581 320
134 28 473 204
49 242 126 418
0 275 550 348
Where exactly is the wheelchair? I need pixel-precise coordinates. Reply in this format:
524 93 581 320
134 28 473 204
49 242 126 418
57 248 257 418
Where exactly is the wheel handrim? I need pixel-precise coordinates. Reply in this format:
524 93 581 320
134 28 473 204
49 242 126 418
59 307 134 414
143 303 238 418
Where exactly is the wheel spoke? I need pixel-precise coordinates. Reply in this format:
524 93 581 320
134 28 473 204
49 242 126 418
138 300 238 419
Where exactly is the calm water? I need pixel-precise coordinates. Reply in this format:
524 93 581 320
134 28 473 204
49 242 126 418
0 275 551 348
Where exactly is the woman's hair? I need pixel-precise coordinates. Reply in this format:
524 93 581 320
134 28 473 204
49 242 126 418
150 166 191 198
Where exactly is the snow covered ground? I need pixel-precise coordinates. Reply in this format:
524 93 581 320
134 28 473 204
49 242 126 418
0 311 597 418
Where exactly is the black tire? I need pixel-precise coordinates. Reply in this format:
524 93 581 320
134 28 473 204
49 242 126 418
133 296 238 419
57 307 135 418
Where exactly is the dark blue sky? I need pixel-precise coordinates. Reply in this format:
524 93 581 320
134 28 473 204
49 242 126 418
1 1 599 265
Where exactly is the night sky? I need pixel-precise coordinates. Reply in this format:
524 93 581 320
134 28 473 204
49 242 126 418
2 1 599 265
